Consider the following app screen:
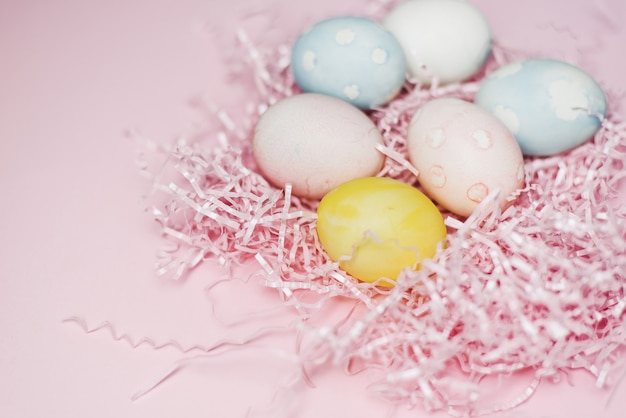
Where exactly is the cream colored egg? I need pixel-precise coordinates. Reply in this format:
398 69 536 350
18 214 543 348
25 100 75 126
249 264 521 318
253 93 385 199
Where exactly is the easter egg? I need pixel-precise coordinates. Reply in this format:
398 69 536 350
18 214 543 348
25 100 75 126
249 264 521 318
474 59 607 156
291 16 407 109
316 176 447 285
253 93 385 200
407 98 525 217
382 0 491 84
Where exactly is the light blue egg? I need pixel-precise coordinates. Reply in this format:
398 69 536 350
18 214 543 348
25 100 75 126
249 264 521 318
291 16 407 109
474 59 607 156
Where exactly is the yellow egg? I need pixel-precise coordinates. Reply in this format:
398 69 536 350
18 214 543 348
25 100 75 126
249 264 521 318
316 177 446 285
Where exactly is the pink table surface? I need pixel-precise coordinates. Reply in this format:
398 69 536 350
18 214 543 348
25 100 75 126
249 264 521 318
2 0 625 417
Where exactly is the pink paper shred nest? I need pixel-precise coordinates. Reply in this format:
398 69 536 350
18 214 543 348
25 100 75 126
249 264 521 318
133 6 626 416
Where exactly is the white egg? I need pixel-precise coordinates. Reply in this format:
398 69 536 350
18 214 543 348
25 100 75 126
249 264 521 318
383 0 492 84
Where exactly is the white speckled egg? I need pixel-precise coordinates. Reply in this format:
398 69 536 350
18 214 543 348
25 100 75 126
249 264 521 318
474 58 608 156
291 16 407 109
253 93 385 200
407 98 525 217
383 0 491 84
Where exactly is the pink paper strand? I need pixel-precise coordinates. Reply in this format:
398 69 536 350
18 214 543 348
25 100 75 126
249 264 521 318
63 316 293 355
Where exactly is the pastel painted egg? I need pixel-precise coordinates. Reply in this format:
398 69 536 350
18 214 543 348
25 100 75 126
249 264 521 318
291 16 407 109
253 93 385 200
316 177 447 285
474 58 608 156
407 98 525 217
383 0 491 84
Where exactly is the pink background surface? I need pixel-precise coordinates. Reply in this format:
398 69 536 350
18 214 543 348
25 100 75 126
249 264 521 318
1 0 625 417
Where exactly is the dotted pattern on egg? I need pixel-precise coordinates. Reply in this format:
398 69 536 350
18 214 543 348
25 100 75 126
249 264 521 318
421 127 523 203
408 98 525 218
474 59 607 156
291 16 407 109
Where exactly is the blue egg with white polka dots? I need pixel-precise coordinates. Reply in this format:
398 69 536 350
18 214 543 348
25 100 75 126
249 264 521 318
291 16 407 109
474 59 607 156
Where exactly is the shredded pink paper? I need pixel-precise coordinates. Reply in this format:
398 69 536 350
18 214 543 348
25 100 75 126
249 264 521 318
123 3 626 416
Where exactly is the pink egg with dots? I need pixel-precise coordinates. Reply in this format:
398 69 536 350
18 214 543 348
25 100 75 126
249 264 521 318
407 98 525 217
